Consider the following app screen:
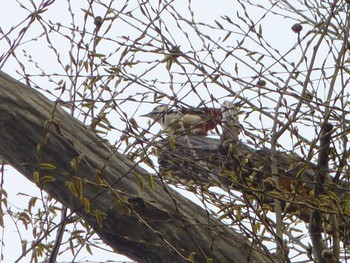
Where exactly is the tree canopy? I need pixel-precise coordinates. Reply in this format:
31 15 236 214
1 0 350 262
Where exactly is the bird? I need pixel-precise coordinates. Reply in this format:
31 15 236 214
141 105 222 136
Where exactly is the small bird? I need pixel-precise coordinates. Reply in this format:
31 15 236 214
141 105 222 136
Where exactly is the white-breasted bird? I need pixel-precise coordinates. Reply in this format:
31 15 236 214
141 105 222 136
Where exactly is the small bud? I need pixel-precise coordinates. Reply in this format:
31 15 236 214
291 23 303 34
94 16 103 29
169 46 181 58
257 79 266 87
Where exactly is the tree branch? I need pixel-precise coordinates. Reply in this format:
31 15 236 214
0 71 273 263
309 123 334 263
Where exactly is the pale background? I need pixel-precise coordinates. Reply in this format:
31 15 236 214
0 0 323 262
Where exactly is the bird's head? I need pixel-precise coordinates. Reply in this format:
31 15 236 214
141 105 169 120
141 104 222 135
141 105 179 128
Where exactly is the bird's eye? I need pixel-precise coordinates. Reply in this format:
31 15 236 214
167 108 177 114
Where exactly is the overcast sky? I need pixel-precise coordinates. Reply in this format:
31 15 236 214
0 1 325 262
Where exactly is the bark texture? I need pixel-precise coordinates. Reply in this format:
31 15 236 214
158 136 317 221
0 71 275 263
157 130 349 229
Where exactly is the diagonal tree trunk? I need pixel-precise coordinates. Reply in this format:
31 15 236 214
0 71 274 263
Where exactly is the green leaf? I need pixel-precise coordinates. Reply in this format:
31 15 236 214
134 173 144 191
148 174 155 191
81 196 91 214
40 163 57 170
75 178 83 198
188 252 196 262
39 176 55 187
94 209 106 227
34 171 40 185
67 181 79 197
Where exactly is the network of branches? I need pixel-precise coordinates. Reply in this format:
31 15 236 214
1 0 350 262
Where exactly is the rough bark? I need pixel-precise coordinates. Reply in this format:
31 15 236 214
157 131 349 228
158 136 318 221
0 70 275 263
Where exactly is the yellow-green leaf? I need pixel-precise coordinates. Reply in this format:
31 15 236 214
67 181 78 197
40 163 57 170
134 173 144 191
81 196 91 214
34 171 40 185
148 174 155 191
188 252 196 262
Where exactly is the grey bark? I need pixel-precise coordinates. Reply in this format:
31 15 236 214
157 123 350 260
157 136 318 222
0 70 275 263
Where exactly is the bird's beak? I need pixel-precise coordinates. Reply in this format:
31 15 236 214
140 112 153 118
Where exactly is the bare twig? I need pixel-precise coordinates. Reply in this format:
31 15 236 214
48 205 67 263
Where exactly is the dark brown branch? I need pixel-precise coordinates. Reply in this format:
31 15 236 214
309 123 334 263
48 205 67 263
0 71 273 263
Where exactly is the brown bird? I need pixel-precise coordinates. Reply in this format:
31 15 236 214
141 105 222 136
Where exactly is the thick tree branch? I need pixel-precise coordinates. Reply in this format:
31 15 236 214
0 71 274 263
158 137 317 219
309 123 334 263
157 125 350 246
